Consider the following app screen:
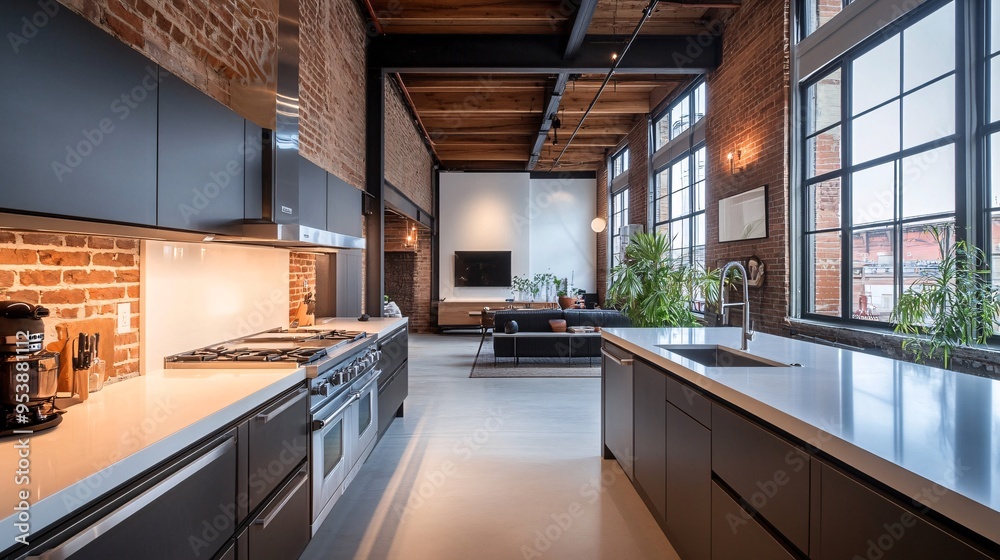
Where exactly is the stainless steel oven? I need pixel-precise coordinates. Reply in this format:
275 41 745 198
309 345 380 534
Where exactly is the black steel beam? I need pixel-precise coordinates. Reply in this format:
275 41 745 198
385 181 434 229
527 0 599 170
369 34 720 74
565 0 600 58
527 74 569 170
365 65 386 317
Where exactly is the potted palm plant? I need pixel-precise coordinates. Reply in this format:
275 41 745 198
891 226 1000 369
606 231 717 328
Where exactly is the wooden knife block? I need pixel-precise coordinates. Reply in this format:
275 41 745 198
47 318 116 399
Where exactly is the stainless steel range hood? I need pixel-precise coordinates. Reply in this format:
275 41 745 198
217 222 364 252
220 0 365 252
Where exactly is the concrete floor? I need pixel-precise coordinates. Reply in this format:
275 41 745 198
301 334 679 560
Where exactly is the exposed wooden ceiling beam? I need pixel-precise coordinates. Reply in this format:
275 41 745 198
369 34 721 74
423 114 636 136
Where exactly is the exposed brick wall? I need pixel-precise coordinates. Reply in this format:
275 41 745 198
385 79 435 212
384 213 433 332
596 163 609 302
704 0 790 335
595 0 790 334
289 252 317 324
57 0 276 111
1 232 140 377
299 0 367 190
625 120 650 231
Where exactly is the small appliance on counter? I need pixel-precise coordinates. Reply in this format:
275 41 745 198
0 301 62 437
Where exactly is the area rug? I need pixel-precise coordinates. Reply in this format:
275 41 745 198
470 337 600 378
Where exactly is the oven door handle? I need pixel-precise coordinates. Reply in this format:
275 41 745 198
313 395 359 431
352 370 381 396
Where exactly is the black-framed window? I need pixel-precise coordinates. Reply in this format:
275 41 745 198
655 146 707 270
988 0 1000 289
801 0 853 39
611 148 630 179
654 82 706 150
610 188 629 265
801 0 959 323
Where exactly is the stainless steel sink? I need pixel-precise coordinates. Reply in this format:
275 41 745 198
656 345 789 368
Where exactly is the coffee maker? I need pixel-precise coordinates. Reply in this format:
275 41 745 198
0 301 61 437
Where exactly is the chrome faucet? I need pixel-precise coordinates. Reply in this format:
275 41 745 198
719 261 754 351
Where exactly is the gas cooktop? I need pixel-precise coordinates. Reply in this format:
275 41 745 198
164 328 368 368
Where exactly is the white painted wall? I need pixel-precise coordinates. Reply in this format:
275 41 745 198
141 240 290 373
439 172 597 301
439 172 531 300
528 178 597 294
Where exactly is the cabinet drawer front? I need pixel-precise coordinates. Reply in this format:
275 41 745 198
633 362 666 523
712 405 811 553
666 375 712 428
377 327 408 387
666 403 711 560
26 433 238 560
248 387 309 511
248 466 311 560
712 482 797 560
602 345 634 480
818 464 990 560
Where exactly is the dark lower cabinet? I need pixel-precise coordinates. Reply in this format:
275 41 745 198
602 343 634 480
376 326 409 441
712 404 811 554
633 361 666 523
20 431 238 560
712 482 796 560
666 403 711 560
247 466 311 560
246 388 308 511
817 464 991 560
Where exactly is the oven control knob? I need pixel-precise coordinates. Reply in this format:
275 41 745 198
312 382 331 397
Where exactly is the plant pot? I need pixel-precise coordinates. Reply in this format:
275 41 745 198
558 296 576 310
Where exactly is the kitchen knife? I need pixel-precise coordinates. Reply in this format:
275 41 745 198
78 333 87 369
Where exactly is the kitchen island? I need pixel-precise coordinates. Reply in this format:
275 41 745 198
602 327 1000 559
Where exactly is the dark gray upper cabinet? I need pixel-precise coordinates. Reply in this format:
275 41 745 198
299 157 328 230
157 70 246 233
244 122 264 220
0 0 157 225
327 173 363 237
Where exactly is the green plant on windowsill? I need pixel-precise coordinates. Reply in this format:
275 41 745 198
890 226 1000 370
606 231 719 328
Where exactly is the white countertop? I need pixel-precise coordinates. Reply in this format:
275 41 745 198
315 316 408 339
602 327 1000 546
0 365 306 549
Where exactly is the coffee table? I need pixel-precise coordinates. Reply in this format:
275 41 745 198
491 331 602 366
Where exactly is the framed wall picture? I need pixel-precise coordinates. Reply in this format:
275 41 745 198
719 185 768 242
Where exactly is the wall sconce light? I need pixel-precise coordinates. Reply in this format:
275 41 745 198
404 223 417 249
591 217 607 233
728 150 743 175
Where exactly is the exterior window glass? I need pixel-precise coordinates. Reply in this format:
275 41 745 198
803 0 851 39
654 81 707 150
655 146 707 271
610 188 629 265
612 148 630 179
801 1 958 323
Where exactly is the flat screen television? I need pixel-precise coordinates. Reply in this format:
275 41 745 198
454 251 512 287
